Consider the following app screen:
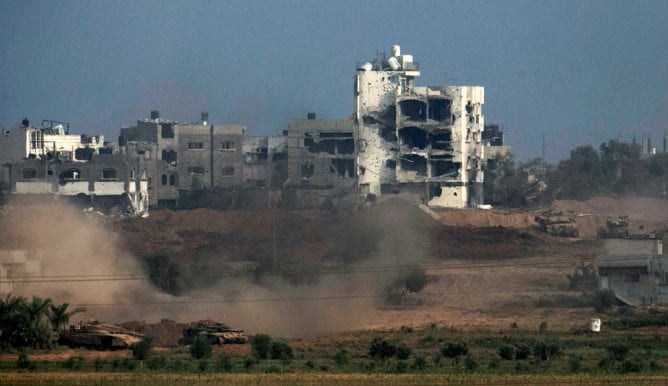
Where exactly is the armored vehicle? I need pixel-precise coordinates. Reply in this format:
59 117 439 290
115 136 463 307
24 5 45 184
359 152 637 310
178 321 247 345
59 321 144 350
535 212 579 238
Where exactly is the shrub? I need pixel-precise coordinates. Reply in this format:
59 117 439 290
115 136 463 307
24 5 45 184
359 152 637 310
567 262 599 290
146 355 167 370
190 335 212 359
569 356 582 373
464 354 478 372
93 358 105 371
305 360 316 370
403 269 428 293
539 321 548 334
333 348 349 367
606 342 630 361
252 334 272 360
215 352 233 372
395 360 409 373
440 341 468 360
488 357 500 371
198 359 209 373
120 357 137 371
270 341 294 360
369 337 397 359
598 355 615 372
497 345 515 360
533 341 560 361
412 356 427 371
16 351 31 369
593 289 617 312
620 359 642 373
132 337 152 361
243 356 256 369
515 344 531 360
62 355 84 370
395 343 412 360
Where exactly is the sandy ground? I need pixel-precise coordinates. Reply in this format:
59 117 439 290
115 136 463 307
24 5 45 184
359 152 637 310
1 196 666 342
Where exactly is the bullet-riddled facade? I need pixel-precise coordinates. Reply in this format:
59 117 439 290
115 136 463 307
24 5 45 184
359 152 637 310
354 45 485 208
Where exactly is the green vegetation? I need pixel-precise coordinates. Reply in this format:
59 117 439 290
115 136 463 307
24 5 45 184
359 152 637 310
251 334 272 360
131 337 152 361
485 140 668 207
189 336 212 359
0 294 84 350
3 322 668 378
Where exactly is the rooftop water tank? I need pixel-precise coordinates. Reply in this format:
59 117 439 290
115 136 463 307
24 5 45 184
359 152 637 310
387 57 401 71
391 45 401 57
359 62 373 71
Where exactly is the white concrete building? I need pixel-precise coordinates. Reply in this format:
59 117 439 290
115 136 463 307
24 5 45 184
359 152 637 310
0 119 105 164
354 45 485 208
0 250 40 295
0 119 148 216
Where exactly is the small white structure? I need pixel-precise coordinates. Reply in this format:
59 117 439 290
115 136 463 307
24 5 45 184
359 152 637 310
590 318 601 332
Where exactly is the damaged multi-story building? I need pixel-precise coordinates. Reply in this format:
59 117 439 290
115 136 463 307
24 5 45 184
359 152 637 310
1 44 497 210
119 111 288 208
0 119 148 215
354 45 486 208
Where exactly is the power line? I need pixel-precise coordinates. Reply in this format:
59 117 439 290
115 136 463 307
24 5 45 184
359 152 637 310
0 255 611 284
73 286 554 308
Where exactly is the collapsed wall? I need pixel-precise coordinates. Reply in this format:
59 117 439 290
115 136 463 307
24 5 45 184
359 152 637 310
354 45 485 208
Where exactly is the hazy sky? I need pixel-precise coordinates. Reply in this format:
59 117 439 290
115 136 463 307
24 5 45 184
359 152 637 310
1 0 666 162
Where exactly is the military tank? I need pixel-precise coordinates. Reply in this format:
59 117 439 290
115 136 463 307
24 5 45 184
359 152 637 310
59 321 144 350
178 321 248 345
535 212 579 238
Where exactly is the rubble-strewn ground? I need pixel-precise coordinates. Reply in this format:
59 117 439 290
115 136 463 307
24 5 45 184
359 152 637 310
1 196 667 342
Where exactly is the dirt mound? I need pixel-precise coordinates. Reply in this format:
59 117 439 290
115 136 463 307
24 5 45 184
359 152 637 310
552 197 668 221
551 197 668 239
437 209 535 228
121 319 186 347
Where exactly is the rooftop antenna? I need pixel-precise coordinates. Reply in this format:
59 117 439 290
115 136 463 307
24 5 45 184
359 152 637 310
542 134 546 162
632 130 637 144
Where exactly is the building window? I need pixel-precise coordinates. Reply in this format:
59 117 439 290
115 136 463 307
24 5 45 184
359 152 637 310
221 140 235 151
161 174 167 185
101 168 117 180
625 273 640 283
161 123 174 138
22 169 37 179
188 142 204 150
60 168 81 180
221 166 235 176
162 149 178 164
169 174 176 185
188 166 205 175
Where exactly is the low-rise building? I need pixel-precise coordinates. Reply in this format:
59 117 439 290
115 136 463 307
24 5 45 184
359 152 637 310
598 235 667 306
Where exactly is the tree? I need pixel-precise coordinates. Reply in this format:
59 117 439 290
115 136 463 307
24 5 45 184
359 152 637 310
190 335 212 359
251 334 272 360
551 146 603 200
270 341 294 360
369 337 397 359
132 337 153 361
0 295 86 350
497 345 515 360
440 341 468 361
50 302 86 333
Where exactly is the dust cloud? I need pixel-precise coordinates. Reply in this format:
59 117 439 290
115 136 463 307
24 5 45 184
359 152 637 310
0 198 439 338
